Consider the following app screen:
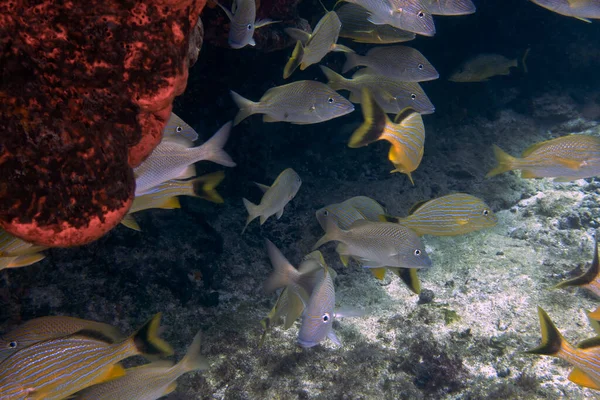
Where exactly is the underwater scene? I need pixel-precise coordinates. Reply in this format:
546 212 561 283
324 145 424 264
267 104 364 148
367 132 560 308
1 0 600 398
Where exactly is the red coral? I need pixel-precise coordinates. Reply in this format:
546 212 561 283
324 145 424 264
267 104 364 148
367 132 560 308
0 0 206 247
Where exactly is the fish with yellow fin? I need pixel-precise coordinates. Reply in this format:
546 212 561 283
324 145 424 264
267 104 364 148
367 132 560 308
0 229 47 271
0 315 124 363
486 135 600 181
122 172 226 232
554 232 600 297
0 313 173 400
72 332 208 400
527 307 600 390
283 11 354 79
380 193 497 236
529 0 600 22
348 88 425 184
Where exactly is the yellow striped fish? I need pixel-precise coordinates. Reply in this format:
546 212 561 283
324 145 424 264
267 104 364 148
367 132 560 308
0 253 46 272
0 316 124 363
487 135 600 181
122 172 226 231
554 232 600 297
527 307 600 390
381 193 497 236
349 89 425 184
0 229 47 257
0 313 173 400
72 332 208 400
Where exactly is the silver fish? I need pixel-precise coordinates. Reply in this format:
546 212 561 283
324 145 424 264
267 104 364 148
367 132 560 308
529 0 600 22
321 66 435 114
342 45 439 82
230 81 355 125
134 122 235 196
316 196 386 231
420 0 476 15
337 3 417 44
313 216 432 269
263 241 340 347
283 11 354 78
242 168 302 233
163 113 199 142
342 0 436 36
217 0 276 48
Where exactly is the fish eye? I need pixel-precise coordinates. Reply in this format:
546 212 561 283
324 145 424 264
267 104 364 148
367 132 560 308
418 64 424 70
247 24 253 30
327 97 335 104
324 210 329 216
414 249 421 256
410 93 417 100
483 209 490 216
322 313 330 323
9 341 17 348
418 11 425 18
176 126 183 132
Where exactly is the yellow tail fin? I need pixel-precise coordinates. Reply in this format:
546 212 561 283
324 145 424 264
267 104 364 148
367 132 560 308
348 88 389 148
193 171 225 204
486 145 517 178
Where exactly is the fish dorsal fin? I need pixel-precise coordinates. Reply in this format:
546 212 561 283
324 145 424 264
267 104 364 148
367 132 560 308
576 335 600 349
408 200 428 215
285 28 312 44
255 182 270 193
568 368 600 390
521 140 549 157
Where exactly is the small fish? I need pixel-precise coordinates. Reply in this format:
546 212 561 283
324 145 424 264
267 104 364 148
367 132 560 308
242 168 302 233
0 316 124 363
349 89 426 184
554 232 600 296
343 0 436 36
0 313 173 400
321 66 435 114
449 51 528 82
486 135 600 181
316 196 386 231
527 307 600 390
283 11 354 78
72 332 208 400
163 113 199 142
313 216 432 269
381 193 497 236
263 240 341 347
420 0 476 15
134 122 235 196
230 81 355 125
529 0 600 22
342 45 439 82
217 0 276 48
336 3 417 44
122 172 226 231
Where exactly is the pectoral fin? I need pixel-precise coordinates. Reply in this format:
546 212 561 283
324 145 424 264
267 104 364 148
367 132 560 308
255 19 279 29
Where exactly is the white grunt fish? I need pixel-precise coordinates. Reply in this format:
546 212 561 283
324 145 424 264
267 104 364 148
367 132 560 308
217 0 277 48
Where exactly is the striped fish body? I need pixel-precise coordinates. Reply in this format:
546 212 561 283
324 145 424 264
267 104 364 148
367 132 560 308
316 196 385 231
314 218 431 269
253 168 301 222
337 3 416 44
297 266 337 348
530 0 600 21
0 335 138 400
396 194 497 236
343 46 439 82
0 316 123 363
301 11 342 69
383 110 425 178
344 0 436 36
0 229 47 257
421 0 476 15
516 135 600 179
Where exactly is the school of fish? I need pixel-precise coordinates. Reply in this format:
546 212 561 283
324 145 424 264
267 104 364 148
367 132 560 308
3 0 600 397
